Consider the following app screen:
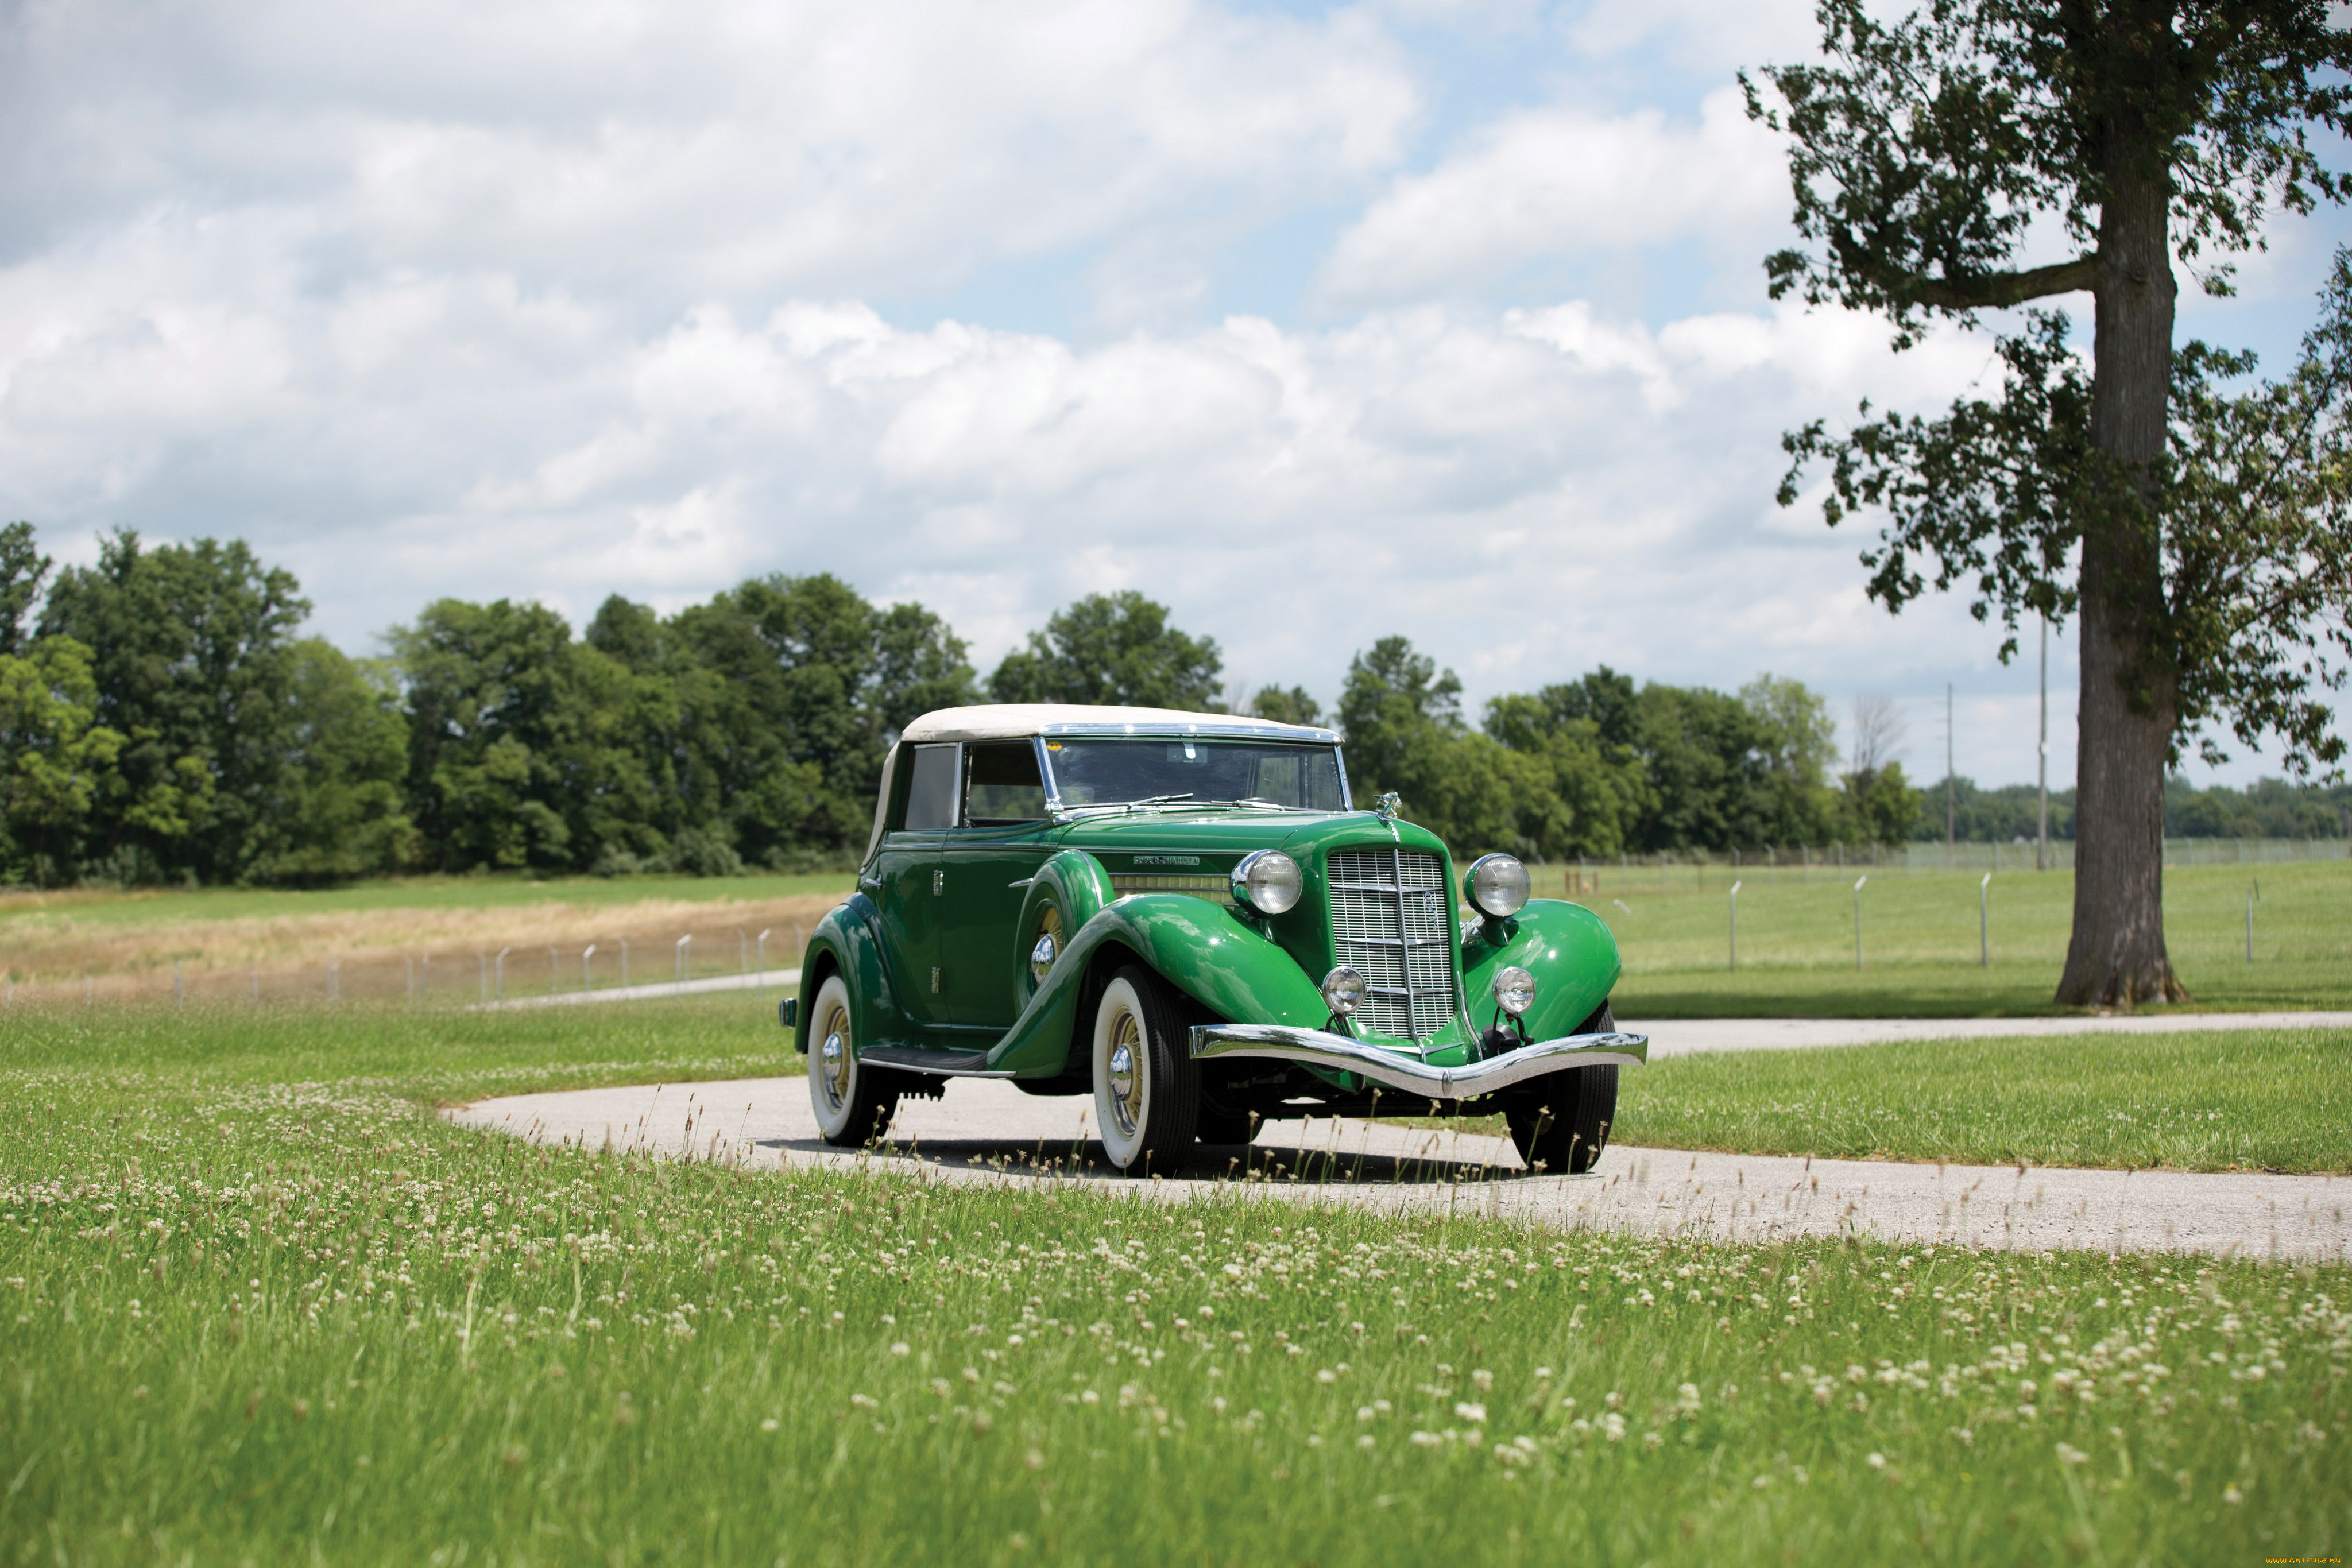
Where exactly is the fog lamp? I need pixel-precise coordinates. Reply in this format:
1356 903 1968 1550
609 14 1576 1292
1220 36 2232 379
1320 966 1366 1017
1491 965 1537 1017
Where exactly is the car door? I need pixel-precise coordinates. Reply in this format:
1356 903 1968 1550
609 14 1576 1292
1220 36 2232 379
871 741 958 1029
933 738 1056 1028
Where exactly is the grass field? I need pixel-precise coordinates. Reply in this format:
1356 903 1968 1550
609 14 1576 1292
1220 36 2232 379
1 1002 2345 1565
0 873 856 1007
1545 858 2352 1015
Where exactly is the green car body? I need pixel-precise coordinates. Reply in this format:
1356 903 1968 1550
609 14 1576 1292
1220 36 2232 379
789 704 1645 1170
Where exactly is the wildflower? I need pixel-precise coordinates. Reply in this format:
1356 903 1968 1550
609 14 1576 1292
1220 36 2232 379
889 1342 910 1357
1866 1453 1886 1470
760 1418 780 1433
1454 1402 1486 1424
1357 1435 1376 1450
2223 1486 2244 1505
1471 1369 1494 1392
1318 1369 1337 1384
2055 1443 2087 1466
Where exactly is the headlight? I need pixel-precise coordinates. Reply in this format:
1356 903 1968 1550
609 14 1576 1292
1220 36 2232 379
1320 966 1365 1017
1231 850 1303 915
1464 853 1531 918
1491 965 1537 1017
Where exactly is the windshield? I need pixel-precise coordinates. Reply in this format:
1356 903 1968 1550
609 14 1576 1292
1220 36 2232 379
1042 738 1347 811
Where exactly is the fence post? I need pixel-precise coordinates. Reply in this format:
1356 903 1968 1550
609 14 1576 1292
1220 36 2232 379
1852 876 1868 970
757 929 770 992
548 945 559 996
1728 880 1741 971
1979 873 1990 967
479 951 488 1004
620 938 630 989
583 943 597 993
421 953 430 1007
675 934 691 995
496 947 509 1002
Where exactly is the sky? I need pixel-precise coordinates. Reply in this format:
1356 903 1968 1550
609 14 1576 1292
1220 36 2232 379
2 0 2346 795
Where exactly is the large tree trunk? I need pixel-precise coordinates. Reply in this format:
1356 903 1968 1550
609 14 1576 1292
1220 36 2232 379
2057 133 2187 1008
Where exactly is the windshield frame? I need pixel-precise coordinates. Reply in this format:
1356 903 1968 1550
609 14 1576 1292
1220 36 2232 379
1038 734 1352 816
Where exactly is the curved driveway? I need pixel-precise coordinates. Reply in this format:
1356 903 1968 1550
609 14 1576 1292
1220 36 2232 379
448 1012 2351 1262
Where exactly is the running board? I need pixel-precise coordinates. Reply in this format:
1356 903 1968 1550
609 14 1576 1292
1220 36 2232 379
857 1045 1018 1079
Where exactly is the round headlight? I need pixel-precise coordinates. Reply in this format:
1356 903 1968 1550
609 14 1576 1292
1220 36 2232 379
1320 965 1366 1017
1231 850 1303 915
1465 853 1531 918
1491 965 1537 1017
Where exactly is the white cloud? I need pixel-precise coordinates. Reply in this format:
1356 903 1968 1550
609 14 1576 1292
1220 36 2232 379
1318 86 1788 307
0 0 1417 307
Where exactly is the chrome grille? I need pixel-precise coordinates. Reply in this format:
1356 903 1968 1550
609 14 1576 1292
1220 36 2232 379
1326 847 1459 1040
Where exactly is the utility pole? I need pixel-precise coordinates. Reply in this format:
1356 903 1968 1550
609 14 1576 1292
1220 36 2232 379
2036 616 2049 873
1946 682 1956 862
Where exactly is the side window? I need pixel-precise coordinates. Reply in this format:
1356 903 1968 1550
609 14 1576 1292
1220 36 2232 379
964 741 1047 825
903 744 961 831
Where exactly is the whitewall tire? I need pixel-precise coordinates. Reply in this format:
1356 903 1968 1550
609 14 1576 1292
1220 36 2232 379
1090 965 1200 1175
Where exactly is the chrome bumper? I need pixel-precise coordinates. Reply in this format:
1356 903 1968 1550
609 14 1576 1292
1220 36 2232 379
1186 1024 1647 1101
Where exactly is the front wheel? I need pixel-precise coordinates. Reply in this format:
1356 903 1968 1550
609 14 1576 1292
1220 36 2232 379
807 974 899 1147
1507 1064 1617 1174
1091 965 1200 1174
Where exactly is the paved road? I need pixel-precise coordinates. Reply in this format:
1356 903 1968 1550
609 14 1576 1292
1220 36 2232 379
447 1069 2349 1262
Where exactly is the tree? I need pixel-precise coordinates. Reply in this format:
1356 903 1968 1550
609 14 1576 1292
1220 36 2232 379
988 592 1222 709
392 599 651 873
37 531 308 883
1748 0 2352 1005
0 635 122 884
247 641 415 882
0 522 50 658
1248 685 1323 727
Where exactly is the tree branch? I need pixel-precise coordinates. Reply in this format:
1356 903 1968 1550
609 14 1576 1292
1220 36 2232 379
1832 241 2100 311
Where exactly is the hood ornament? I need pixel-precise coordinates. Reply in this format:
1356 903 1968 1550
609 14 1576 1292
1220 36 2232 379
1371 791 1402 819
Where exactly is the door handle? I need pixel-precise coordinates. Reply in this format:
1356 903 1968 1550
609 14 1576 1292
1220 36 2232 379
933 869 945 896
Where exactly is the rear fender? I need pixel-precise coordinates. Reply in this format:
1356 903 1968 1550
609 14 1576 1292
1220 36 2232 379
794 896 899 1055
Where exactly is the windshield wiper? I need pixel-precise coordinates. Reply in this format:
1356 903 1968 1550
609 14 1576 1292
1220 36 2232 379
1057 792 1197 819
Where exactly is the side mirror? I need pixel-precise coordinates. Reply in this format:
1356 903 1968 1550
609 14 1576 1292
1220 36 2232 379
779 996 798 1031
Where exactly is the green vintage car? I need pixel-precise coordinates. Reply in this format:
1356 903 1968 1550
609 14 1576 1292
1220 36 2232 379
784 704 1646 1175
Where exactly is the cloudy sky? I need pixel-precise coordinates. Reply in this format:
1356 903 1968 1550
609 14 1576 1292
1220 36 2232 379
3 0 2346 791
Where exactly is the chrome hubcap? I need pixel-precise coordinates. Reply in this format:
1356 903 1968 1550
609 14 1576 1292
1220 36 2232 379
818 1013 850 1110
1105 1018 1143 1139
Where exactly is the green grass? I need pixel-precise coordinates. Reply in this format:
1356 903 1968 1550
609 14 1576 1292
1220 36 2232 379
1608 1028 2352 1174
1545 858 2352 1016
1 1005 2347 1564
0 869 857 932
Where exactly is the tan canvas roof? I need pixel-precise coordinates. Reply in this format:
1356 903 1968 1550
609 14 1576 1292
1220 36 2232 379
896 704 1336 744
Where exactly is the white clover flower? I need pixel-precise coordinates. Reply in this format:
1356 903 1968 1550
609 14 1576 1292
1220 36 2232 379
1357 1434 1376 1450
1453 1402 1487 1424
1866 1452 1886 1470
889 1342 910 1357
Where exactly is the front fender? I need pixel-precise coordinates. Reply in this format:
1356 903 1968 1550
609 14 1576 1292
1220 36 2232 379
1460 898 1622 1042
984 893 1329 1078
794 896 897 1055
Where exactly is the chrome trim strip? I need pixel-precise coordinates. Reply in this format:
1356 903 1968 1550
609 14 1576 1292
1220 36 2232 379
1187 1024 1647 1100
857 1052 1019 1080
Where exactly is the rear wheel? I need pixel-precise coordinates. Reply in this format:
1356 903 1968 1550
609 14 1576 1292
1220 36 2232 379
807 974 899 1147
1091 965 1200 1174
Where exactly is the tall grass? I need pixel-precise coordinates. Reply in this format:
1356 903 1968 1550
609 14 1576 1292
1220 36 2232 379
2 1002 2347 1563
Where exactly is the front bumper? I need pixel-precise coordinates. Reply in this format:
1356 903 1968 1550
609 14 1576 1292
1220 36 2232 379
1187 1024 1647 1101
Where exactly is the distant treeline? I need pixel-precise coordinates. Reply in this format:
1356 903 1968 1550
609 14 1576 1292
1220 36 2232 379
1904 775 2352 845
0 525 2341 887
